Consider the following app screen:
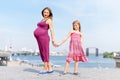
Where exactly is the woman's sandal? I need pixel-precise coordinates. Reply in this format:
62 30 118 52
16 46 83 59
47 70 54 74
39 71 48 74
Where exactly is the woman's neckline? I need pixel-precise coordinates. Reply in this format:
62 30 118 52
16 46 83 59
42 18 49 21
41 19 46 22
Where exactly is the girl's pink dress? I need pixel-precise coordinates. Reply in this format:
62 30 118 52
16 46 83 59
66 32 88 62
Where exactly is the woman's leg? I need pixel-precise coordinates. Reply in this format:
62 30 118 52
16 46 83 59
43 62 48 72
47 61 53 71
64 61 70 73
74 61 79 73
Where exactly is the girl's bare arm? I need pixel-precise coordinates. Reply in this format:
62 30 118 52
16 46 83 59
59 30 73 46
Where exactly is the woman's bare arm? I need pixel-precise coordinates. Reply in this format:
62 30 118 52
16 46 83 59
47 19 55 43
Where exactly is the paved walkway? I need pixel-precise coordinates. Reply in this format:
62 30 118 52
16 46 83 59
0 61 120 80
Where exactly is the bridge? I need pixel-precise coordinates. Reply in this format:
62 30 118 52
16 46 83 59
86 47 99 56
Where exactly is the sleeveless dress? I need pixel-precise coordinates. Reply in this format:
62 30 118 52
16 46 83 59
34 20 50 62
66 32 88 62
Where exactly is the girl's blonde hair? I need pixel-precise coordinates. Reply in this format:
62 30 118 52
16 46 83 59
42 7 53 20
72 20 81 32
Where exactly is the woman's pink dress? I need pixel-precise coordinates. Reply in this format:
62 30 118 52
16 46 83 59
34 20 50 62
66 32 88 62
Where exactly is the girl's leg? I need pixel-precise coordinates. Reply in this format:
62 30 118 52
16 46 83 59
64 61 70 73
74 61 79 73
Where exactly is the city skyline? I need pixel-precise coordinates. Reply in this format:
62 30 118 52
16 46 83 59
0 0 120 53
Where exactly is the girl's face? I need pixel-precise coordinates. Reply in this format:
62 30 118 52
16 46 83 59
73 23 79 31
43 9 50 18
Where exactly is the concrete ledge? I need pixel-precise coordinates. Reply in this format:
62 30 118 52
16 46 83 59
114 56 120 68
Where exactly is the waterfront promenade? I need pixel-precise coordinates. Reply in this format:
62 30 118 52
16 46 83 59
0 60 120 80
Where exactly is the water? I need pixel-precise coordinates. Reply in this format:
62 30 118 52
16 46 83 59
11 54 115 68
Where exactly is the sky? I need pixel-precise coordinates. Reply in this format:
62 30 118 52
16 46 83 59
0 0 120 53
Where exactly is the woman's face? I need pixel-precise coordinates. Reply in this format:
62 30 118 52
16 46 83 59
73 23 79 31
43 9 50 18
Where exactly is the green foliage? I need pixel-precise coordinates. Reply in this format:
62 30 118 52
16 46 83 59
103 52 114 58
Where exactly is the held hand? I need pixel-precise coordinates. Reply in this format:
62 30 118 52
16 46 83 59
52 41 59 47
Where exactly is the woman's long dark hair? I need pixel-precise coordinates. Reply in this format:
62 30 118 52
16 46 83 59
42 7 53 20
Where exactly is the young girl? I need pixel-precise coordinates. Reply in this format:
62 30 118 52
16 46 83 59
57 20 88 75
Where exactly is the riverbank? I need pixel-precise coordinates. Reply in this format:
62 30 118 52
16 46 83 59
0 60 120 80
11 54 115 68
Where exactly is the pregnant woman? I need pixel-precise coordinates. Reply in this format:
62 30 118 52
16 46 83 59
34 7 56 74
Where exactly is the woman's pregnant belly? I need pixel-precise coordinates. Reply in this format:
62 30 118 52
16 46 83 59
34 27 48 37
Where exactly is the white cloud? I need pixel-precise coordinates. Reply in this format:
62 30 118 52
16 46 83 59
97 0 120 15
51 0 98 17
